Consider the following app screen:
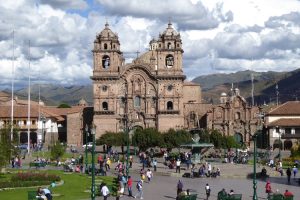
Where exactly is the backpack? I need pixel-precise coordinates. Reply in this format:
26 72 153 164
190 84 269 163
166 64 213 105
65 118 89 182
136 181 142 189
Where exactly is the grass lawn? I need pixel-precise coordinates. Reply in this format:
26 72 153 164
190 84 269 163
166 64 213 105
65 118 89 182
0 170 116 200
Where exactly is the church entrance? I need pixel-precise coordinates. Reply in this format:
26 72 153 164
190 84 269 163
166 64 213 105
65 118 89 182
234 132 243 145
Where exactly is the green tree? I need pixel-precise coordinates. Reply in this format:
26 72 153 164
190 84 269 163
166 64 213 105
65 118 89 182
0 125 19 169
57 103 71 108
50 142 66 160
199 129 210 143
162 129 192 150
132 128 162 151
209 129 224 148
225 136 239 148
96 131 128 146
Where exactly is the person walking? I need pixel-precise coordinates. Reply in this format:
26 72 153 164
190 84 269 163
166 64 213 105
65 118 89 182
146 168 153 183
153 159 157 172
127 176 133 197
265 181 272 196
176 159 181 173
134 179 143 199
177 180 183 195
286 167 292 184
101 183 110 200
205 183 211 200
292 166 298 179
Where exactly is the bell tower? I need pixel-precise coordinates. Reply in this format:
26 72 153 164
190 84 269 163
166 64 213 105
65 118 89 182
154 21 184 75
93 22 124 76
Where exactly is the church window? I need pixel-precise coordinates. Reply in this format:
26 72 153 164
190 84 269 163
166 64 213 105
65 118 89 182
159 44 161 48
113 44 116 49
102 85 108 92
167 101 173 110
177 44 180 48
102 102 108 110
165 55 174 68
235 112 241 120
102 55 110 69
167 42 172 49
104 43 108 49
167 84 173 91
134 96 141 108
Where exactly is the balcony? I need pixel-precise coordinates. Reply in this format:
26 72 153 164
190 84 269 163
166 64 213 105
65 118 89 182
281 134 300 139
158 110 180 115
94 110 115 115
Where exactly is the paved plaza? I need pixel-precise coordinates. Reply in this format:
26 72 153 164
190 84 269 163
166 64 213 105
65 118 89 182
91 158 300 200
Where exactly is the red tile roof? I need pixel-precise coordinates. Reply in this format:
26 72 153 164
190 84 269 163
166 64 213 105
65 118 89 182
268 118 300 127
268 101 300 116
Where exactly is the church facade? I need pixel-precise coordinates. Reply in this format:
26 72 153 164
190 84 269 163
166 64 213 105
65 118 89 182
91 22 202 137
90 22 262 146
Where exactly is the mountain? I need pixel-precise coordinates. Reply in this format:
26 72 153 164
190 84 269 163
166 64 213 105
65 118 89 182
4 84 93 106
2 68 300 106
192 69 300 104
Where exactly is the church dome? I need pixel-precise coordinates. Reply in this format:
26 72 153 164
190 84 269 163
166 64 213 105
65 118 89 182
162 22 178 36
99 22 118 39
221 92 227 97
78 98 88 106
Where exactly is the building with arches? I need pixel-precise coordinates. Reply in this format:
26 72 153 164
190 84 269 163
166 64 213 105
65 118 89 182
91 22 202 136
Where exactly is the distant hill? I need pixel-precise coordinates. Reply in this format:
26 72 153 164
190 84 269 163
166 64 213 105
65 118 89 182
4 84 93 106
192 69 300 104
2 68 300 106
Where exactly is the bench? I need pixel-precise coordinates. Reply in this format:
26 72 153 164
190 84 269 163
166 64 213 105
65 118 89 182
218 192 242 200
29 162 46 168
268 194 284 200
178 194 197 200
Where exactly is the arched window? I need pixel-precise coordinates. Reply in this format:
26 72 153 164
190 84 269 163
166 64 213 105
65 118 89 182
113 44 116 49
134 96 141 108
102 55 110 69
177 44 180 48
167 42 172 49
235 112 241 120
165 54 174 68
167 101 173 110
104 43 108 49
102 102 108 110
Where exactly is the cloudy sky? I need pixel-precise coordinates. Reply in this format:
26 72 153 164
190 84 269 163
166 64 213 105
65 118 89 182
1 0 300 89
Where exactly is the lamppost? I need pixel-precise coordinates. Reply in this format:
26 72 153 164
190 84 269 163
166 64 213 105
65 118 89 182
125 117 130 179
252 133 258 200
85 125 89 173
276 126 282 161
90 124 96 200
41 115 46 144
253 112 264 200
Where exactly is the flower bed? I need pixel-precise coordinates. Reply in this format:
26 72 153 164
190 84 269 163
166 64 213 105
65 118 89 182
0 172 60 189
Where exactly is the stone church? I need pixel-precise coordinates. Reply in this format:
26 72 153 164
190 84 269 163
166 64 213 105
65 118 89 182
91 22 202 136
91 22 261 146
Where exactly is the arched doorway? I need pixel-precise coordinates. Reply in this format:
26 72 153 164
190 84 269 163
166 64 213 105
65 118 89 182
234 133 243 145
284 140 293 150
30 132 37 145
20 132 28 144
273 139 283 150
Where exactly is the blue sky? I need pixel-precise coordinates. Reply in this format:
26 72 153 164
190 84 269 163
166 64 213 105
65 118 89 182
1 0 300 89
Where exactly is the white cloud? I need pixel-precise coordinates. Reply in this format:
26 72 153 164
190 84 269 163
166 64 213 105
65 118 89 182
1 0 300 89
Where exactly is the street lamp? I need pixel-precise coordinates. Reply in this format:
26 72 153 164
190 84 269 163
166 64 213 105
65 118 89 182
41 115 46 144
90 124 96 200
85 125 89 174
276 126 282 161
252 133 258 200
124 117 130 179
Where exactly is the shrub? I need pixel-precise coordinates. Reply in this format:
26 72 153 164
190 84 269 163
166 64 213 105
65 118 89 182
50 142 66 160
11 172 60 182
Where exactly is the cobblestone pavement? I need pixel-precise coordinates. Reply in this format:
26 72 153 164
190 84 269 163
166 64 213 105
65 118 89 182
90 160 300 200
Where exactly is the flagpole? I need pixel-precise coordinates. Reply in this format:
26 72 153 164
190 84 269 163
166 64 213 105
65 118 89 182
27 40 31 154
11 30 15 141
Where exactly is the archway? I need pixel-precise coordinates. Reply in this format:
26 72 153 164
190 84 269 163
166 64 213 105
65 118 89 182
30 132 37 145
20 132 28 144
284 140 293 150
234 132 243 145
273 139 283 150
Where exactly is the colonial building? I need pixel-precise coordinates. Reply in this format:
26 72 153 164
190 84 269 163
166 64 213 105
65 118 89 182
206 88 261 145
265 101 300 150
0 92 93 147
91 22 202 137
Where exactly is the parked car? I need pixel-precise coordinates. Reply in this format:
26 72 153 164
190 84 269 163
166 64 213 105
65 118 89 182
82 142 93 149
